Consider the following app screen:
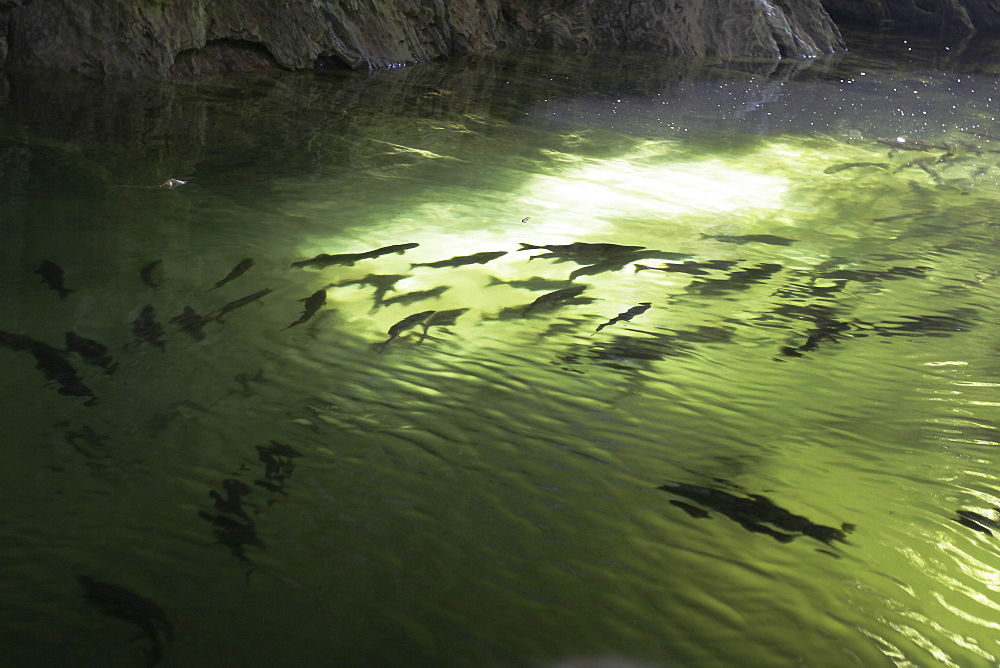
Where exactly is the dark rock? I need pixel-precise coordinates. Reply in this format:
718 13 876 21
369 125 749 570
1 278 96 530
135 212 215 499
822 0 1000 33
1 0 844 78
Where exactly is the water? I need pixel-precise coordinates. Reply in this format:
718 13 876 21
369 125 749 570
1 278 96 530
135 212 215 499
2 29 1000 666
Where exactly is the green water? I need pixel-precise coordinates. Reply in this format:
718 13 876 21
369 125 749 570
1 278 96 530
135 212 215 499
2 30 1000 666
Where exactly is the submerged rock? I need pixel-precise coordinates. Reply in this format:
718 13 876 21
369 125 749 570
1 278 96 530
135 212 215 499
1 0 843 77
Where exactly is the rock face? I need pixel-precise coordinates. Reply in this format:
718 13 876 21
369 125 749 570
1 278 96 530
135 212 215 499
0 0 843 78
822 0 1000 33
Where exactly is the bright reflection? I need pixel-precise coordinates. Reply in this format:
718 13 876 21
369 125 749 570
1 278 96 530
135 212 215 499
518 152 790 233
292 140 795 339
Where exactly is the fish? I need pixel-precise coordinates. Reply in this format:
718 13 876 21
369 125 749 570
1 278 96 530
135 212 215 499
198 509 263 561
699 234 796 246
210 258 254 290
955 508 1000 536
377 286 449 309
659 480 852 546
417 308 470 342
211 288 273 322
378 310 436 350
169 306 211 341
331 273 409 305
35 260 74 299
284 289 326 329
876 137 944 152
78 575 174 665
256 441 304 488
823 162 890 174
571 249 694 279
872 313 975 338
0 330 32 351
635 260 740 276
524 285 586 314
1 331 97 404
140 260 163 288
65 332 118 374
595 302 651 333
209 479 255 522
64 424 113 459
779 320 853 357
686 263 783 296
518 242 645 264
131 305 166 351
568 255 648 280
486 276 577 292
410 250 508 269
291 243 419 269
423 308 469 329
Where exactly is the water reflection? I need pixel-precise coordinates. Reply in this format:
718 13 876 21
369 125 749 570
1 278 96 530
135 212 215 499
1 30 1000 667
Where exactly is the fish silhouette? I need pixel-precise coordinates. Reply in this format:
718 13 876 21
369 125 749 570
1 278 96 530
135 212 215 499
212 288 273 322
131 305 166 351
823 161 889 174
78 575 174 666
518 242 645 263
486 276 577 292
524 285 586 314
64 424 113 459
700 234 796 246
65 332 118 374
198 510 263 562
417 308 470 342
209 479 256 522
35 260 74 299
595 302 651 333
139 260 163 288
569 249 693 280
331 273 409 306
1 331 97 405
255 441 304 492
284 289 326 329
634 259 740 276
955 508 1000 536
210 258 254 290
411 250 508 269
686 263 783 296
291 243 419 269
780 319 853 357
659 480 853 546
169 306 211 341
377 286 449 309
378 310 436 351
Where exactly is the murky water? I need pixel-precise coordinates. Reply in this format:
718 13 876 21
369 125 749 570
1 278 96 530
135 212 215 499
2 29 1000 666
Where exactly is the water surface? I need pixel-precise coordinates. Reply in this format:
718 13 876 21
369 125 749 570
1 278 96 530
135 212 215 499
2 29 1000 666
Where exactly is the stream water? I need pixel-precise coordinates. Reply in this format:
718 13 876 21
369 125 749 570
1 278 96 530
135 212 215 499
2 28 1000 667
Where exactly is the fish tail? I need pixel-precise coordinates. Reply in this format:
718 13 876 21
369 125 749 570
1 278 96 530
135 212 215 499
518 243 541 251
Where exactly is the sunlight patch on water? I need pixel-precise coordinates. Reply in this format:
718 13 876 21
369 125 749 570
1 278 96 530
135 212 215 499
517 148 790 227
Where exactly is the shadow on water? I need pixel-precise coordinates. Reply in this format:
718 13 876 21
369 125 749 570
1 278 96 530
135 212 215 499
2 31 1000 666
